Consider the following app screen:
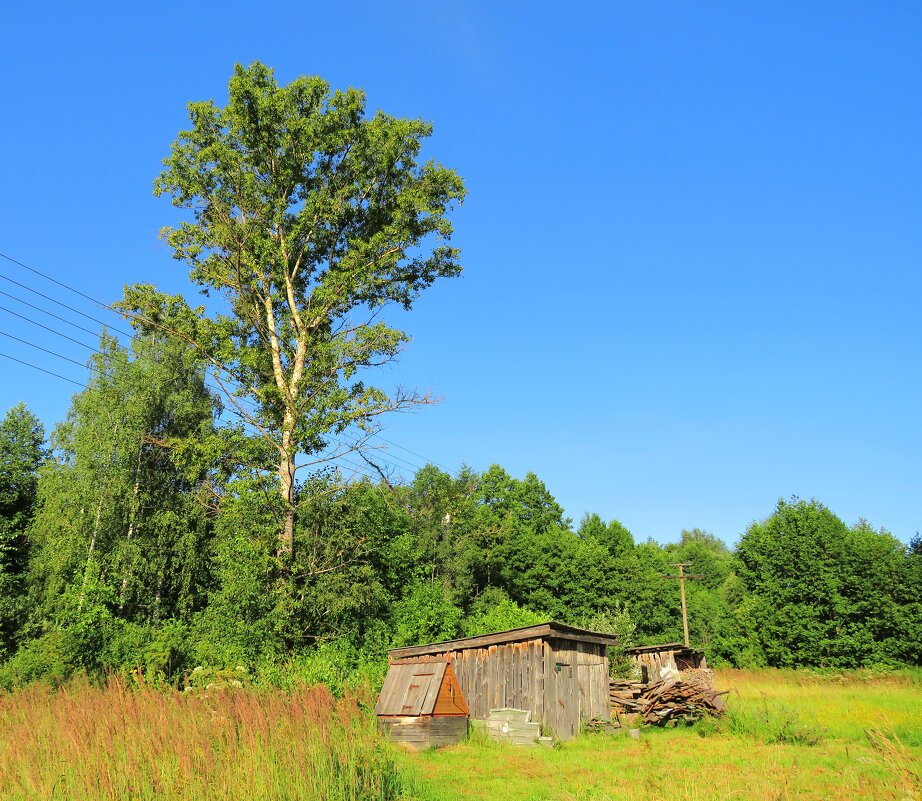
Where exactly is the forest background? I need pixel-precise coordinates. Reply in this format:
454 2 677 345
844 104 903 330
2 389 921 690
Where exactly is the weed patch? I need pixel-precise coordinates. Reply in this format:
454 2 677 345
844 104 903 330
722 703 825 745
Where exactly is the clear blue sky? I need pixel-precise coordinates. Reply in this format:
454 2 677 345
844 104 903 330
1 2 919 545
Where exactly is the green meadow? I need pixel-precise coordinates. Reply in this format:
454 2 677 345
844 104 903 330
400 669 922 801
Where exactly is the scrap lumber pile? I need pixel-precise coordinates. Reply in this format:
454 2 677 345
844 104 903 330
610 671 728 726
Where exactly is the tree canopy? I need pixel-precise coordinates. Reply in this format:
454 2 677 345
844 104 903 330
120 62 465 559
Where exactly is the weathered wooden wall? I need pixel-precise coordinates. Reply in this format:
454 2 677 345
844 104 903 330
629 646 706 680
447 640 546 724
632 648 678 678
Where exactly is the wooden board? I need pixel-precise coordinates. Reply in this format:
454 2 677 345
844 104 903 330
432 661 468 716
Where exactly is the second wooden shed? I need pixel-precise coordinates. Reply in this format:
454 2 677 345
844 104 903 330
625 643 707 681
387 622 619 740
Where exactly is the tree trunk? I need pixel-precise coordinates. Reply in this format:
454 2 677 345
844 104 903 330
278 434 296 560
77 494 104 613
119 438 145 613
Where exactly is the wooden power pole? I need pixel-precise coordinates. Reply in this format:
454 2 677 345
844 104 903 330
661 563 704 647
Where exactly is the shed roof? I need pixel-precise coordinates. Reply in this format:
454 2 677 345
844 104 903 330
375 660 448 716
624 643 700 654
388 621 619 660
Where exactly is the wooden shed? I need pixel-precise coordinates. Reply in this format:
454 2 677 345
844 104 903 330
388 622 619 741
375 658 469 750
625 643 707 681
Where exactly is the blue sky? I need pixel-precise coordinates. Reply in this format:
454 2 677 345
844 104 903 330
1 2 919 544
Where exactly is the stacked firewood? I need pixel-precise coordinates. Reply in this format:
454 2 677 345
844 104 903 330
610 672 728 726
608 680 646 711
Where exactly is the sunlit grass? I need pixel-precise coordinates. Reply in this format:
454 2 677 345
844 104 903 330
399 668 922 801
0 678 404 801
724 668 922 745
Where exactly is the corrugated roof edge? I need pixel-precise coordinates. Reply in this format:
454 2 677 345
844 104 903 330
388 621 620 659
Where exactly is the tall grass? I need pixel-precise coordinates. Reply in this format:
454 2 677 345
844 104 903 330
0 678 404 801
719 668 922 745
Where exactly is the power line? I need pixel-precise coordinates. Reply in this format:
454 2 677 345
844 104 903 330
0 330 90 369
329 433 425 476
0 251 254 393
0 267 132 339
0 286 103 339
372 433 459 476
0 351 88 388
0 253 258 416
0 348 392 484
0 249 459 480
0 250 112 310
0 302 99 352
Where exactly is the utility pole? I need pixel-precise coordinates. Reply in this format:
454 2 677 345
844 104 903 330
660 563 704 647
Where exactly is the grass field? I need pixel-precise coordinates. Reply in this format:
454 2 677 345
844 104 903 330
400 669 922 801
0 669 919 800
0 679 403 801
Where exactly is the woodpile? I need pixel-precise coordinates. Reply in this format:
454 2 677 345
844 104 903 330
610 671 728 726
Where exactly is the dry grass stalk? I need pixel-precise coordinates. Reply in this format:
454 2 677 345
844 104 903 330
866 727 922 800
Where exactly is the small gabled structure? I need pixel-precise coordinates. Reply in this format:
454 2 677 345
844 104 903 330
375 658 469 750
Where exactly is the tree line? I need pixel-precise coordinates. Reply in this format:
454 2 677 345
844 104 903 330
1 378 920 688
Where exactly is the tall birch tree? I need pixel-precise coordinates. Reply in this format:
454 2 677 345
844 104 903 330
123 62 465 562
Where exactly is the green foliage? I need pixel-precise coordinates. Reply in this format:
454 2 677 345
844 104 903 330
737 497 921 667
498 524 618 621
576 607 638 678
611 540 683 643
578 512 634 557
27 332 216 632
6 451 922 683
391 580 462 648
253 641 388 692
0 631 72 689
0 403 44 657
122 60 466 563
462 587 542 636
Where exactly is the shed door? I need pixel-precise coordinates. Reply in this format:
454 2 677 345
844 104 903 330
577 662 609 722
555 661 578 740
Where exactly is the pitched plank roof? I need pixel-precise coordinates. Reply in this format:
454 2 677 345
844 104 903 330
375 660 448 716
388 621 619 660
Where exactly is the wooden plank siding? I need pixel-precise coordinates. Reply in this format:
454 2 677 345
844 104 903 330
375 661 447 716
377 716 468 751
